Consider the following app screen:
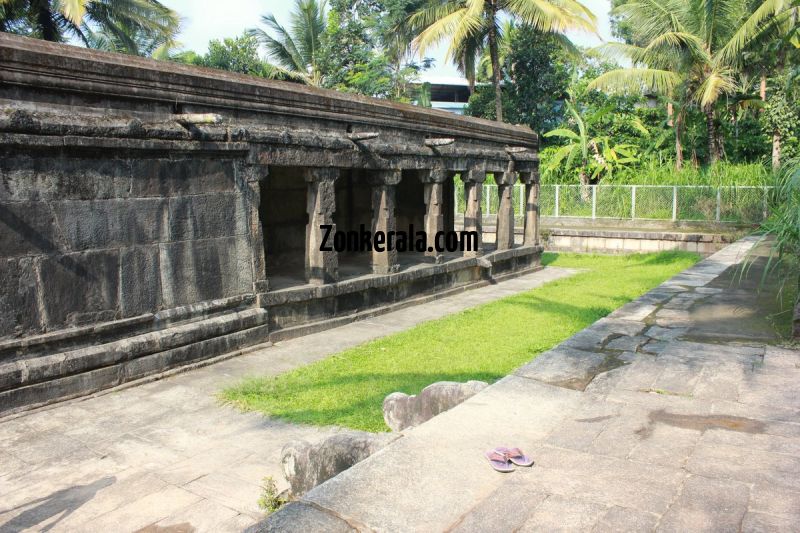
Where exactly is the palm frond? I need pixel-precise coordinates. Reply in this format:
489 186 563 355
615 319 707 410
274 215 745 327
507 0 597 34
249 14 305 72
717 0 788 66
587 68 682 97
694 69 735 106
543 128 581 140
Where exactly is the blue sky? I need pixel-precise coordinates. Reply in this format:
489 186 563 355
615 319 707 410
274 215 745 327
160 0 615 77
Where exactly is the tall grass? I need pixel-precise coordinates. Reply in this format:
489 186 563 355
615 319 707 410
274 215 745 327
754 158 800 338
540 158 770 186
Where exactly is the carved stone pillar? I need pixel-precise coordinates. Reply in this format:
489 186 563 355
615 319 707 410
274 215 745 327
304 167 339 284
240 163 269 295
520 170 540 246
420 168 450 263
494 170 518 250
462 167 486 257
370 169 402 274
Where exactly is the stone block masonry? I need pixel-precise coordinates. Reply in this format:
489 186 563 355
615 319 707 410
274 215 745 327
0 33 541 413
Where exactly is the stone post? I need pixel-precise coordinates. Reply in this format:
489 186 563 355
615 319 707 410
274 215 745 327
304 167 339 284
462 167 486 257
240 163 269 295
520 170 540 246
494 170 518 250
420 168 450 263
370 169 402 275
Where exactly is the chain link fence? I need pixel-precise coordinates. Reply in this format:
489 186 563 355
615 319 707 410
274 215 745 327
455 183 772 224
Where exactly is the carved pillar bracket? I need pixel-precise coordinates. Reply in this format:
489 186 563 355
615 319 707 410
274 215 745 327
303 167 339 285
240 163 269 295
369 169 401 275
420 168 452 263
494 170 518 250
519 169 540 247
462 166 486 257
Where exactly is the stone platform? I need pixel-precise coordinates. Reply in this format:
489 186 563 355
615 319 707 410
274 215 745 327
261 237 800 532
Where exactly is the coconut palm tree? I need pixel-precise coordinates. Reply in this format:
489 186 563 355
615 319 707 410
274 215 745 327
0 0 179 56
248 0 328 87
408 0 597 122
588 0 798 163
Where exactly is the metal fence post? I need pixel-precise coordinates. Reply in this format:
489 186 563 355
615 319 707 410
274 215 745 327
555 184 560 217
631 185 637 220
672 186 678 221
591 185 597 219
715 188 721 222
763 186 769 221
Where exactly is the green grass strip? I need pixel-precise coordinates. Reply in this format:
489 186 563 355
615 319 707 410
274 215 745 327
222 251 700 432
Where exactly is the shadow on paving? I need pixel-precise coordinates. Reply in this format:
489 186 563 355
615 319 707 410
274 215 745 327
0 477 115 533
686 244 794 343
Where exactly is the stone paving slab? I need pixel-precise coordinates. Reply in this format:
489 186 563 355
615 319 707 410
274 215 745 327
0 266 577 533
261 236 800 532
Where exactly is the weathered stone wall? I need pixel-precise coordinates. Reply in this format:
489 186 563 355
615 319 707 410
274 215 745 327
0 151 254 338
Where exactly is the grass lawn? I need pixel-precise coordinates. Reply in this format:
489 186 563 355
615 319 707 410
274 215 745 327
221 251 700 432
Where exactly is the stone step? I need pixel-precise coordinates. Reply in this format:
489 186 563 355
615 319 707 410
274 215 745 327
0 307 269 416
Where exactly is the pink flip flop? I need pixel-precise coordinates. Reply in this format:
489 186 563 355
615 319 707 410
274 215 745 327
495 447 534 467
484 449 514 472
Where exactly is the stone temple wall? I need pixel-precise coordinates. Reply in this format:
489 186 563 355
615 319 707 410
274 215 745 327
1 153 254 338
0 33 541 413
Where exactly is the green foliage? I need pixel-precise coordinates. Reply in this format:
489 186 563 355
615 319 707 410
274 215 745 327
408 0 597 121
0 0 180 56
588 0 799 163
248 0 328 85
543 99 642 183
257 476 287 514
759 159 800 318
221 252 699 432
763 74 800 161
173 33 283 79
196 34 271 76
320 0 429 100
465 27 572 133
540 156 770 186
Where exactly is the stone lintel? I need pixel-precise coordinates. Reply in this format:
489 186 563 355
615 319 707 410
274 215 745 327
494 170 518 186
367 169 402 186
418 168 453 184
462 168 487 184
303 167 340 183
518 171 538 185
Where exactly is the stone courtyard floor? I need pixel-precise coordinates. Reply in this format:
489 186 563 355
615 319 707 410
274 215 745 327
0 266 576 532
262 237 800 532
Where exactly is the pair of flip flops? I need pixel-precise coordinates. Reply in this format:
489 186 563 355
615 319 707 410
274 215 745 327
484 447 534 472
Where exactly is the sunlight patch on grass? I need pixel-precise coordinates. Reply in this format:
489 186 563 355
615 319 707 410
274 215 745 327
221 251 700 432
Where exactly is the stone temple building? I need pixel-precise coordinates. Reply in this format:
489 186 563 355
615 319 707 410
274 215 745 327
0 34 541 414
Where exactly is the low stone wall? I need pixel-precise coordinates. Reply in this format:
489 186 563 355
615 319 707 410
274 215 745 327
542 228 740 255
266 246 542 341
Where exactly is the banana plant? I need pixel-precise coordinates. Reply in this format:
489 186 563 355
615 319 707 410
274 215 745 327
543 100 639 184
